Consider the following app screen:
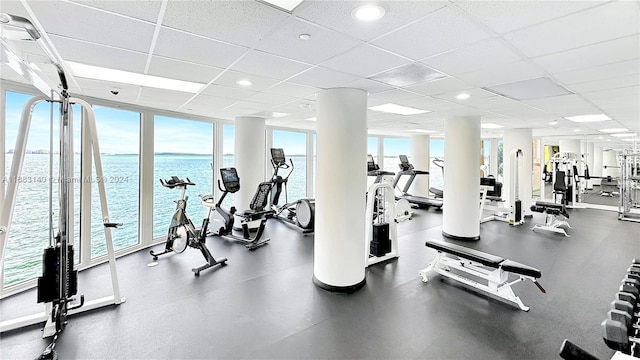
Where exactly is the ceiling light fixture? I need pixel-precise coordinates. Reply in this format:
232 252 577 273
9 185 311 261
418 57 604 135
368 103 430 116
455 93 470 100
299 33 311 40
271 112 289 118
305 117 316 121
573 128 581 132
351 4 386 22
564 114 611 123
68 61 205 93
259 0 304 12
598 128 628 133
236 79 253 87
481 123 504 129
548 121 558 125
610 133 637 137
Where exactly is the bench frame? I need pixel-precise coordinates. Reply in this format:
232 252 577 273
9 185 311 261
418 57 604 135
530 202 571 237
419 252 539 311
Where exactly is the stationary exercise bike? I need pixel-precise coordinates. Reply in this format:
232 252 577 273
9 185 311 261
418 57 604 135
268 148 315 233
209 167 274 250
150 176 227 276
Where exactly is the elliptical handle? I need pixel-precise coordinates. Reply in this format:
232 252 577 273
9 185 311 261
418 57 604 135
217 179 226 192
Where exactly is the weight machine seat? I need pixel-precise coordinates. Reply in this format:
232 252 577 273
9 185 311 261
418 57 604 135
530 201 570 218
425 240 542 278
429 187 443 198
425 239 503 268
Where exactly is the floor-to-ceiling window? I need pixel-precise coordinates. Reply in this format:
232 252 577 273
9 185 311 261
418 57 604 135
90 106 140 257
271 130 308 201
153 116 214 240
382 137 411 173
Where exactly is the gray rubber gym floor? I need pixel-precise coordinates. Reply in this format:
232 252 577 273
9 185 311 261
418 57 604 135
1 206 638 359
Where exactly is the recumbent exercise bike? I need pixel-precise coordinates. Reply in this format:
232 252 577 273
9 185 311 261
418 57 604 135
151 176 227 276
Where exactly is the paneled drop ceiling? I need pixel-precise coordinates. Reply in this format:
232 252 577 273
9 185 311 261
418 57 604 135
1 0 638 148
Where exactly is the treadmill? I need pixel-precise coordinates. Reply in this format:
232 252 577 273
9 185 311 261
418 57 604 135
392 155 443 210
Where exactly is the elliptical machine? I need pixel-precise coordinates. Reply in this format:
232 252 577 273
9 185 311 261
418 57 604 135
209 167 274 250
150 176 227 276
268 148 315 233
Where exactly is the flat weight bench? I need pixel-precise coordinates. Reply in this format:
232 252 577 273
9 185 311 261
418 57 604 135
530 201 572 237
419 239 545 311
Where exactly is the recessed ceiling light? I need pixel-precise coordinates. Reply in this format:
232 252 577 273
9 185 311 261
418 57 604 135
305 117 316 121
408 129 436 133
455 93 470 100
272 112 289 118
573 128 581 132
611 133 637 137
299 33 311 40
368 103 430 115
68 61 205 93
598 136 604 139
259 0 304 12
481 123 504 129
351 4 385 22
598 128 628 133
548 121 558 125
236 79 253 87
564 114 611 122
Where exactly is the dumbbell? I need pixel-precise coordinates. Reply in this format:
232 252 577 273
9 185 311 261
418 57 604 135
601 319 640 356
621 283 640 298
617 291 638 310
630 265 640 277
608 309 639 336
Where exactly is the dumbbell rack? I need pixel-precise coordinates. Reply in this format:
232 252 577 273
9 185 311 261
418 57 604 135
602 258 640 358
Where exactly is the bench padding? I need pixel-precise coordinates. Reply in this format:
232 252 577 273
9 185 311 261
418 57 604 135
425 239 503 267
425 239 542 278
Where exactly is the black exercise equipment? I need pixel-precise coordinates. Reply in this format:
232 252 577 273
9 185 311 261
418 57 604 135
559 339 599 360
419 239 545 311
210 167 274 250
268 148 315 233
530 201 571 237
392 155 443 210
151 176 228 275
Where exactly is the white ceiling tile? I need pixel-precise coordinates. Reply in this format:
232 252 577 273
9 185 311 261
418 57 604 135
287 66 359 89
369 89 425 102
581 86 640 101
455 60 545 87
294 0 447 41
212 70 280 91
245 92 298 105
186 94 239 110
69 0 162 23
420 38 522 75
455 1 608 35
229 50 312 80
392 96 451 110
371 6 493 60
147 56 223 84
567 74 640 93
341 78 395 94
321 44 411 77
255 17 361 64
504 1 640 57
532 35 640 74
74 78 141 102
272 100 317 115
200 84 258 100
28 1 155 53
49 35 147 73
553 59 640 85
522 94 600 115
139 87 194 104
263 81 318 99
404 77 475 96
162 0 288 47
153 27 247 69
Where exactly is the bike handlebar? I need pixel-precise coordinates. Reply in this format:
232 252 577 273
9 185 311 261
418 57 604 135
159 176 196 189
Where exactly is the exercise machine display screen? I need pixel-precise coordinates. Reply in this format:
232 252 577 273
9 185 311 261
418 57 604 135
271 148 286 166
399 154 409 165
220 168 240 191
367 155 377 172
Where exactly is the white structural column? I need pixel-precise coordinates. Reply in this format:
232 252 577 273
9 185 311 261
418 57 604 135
593 145 603 185
503 129 533 215
443 116 480 240
559 139 580 155
234 116 266 210
314 88 367 292
410 134 430 197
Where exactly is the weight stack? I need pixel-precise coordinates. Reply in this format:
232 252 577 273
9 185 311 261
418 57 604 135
370 223 391 257
37 245 78 303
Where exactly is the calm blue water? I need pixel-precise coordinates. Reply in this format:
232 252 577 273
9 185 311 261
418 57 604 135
2 154 308 287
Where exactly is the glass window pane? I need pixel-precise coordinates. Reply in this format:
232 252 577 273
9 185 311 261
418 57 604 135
154 116 213 239
271 130 307 200
430 139 444 191
90 106 140 258
382 137 411 173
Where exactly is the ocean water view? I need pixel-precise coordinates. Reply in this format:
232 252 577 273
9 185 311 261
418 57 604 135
3 153 443 287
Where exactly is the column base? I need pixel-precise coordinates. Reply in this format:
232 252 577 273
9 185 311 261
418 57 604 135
313 275 366 294
442 231 480 241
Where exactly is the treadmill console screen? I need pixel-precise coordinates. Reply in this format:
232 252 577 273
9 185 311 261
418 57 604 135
367 155 378 172
271 148 286 166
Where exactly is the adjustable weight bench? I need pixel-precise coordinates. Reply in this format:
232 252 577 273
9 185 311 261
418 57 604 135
419 239 545 311
530 201 571 237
